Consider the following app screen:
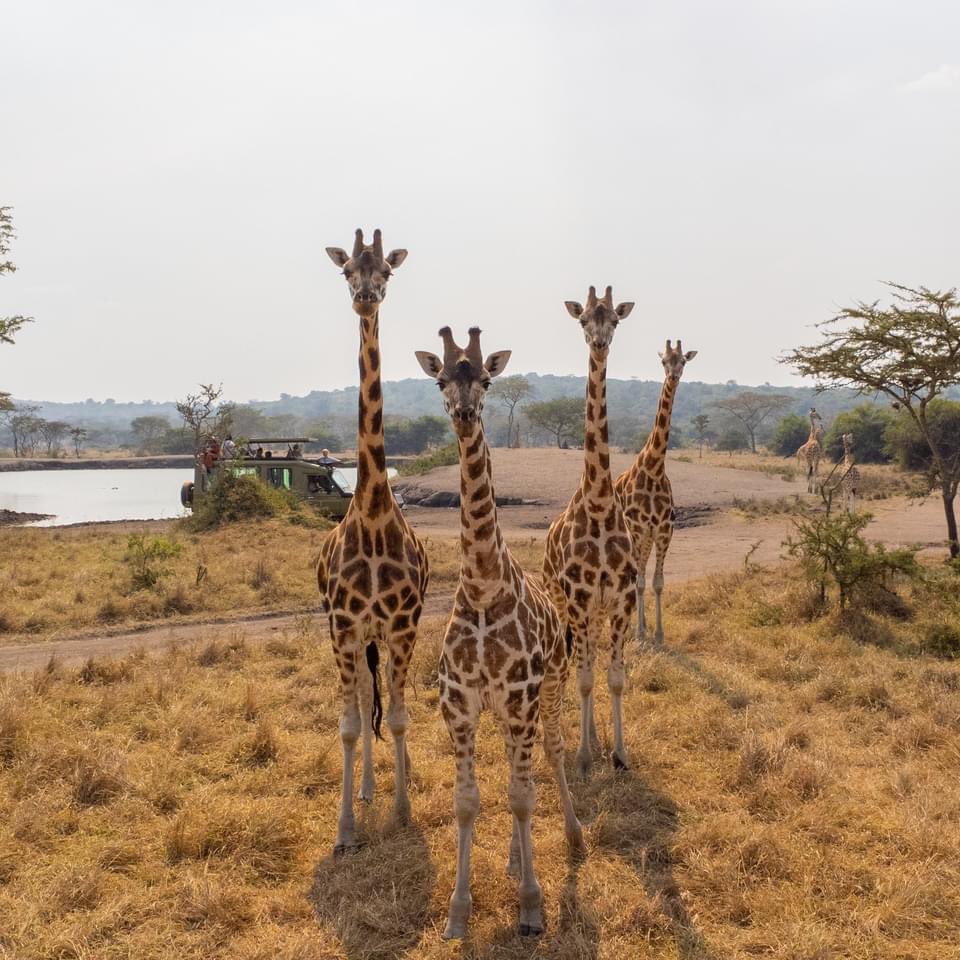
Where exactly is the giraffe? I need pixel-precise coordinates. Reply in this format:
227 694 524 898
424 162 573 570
839 432 861 512
795 407 825 494
318 228 430 857
542 285 637 777
415 326 585 940
614 339 697 646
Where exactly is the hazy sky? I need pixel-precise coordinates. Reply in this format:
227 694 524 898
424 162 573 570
3 1 959 404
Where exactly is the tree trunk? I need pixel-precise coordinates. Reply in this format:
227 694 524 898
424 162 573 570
944 485 959 559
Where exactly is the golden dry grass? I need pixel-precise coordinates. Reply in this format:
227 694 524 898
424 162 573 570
1 545 959 959
0 520 491 643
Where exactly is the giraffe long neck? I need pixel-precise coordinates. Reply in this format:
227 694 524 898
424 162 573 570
353 312 390 516
581 346 614 502
457 423 510 606
640 376 678 473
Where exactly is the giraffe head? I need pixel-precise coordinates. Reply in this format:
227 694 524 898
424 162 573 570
415 327 511 436
564 285 634 352
659 339 698 382
325 228 407 317
842 432 854 452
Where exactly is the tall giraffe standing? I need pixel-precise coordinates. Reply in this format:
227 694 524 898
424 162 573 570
318 229 430 857
839 432 861 512
795 407 825 494
615 340 697 646
543 286 637 777
415 327 584 940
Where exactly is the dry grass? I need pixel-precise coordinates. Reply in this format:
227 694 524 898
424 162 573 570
0 518 332 642
1 543 958 958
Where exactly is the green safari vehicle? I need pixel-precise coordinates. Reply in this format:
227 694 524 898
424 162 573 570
179 437 354 520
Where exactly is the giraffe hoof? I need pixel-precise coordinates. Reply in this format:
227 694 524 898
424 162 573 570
574 755 593 781
333 841 361 859
612 752 630 772
519 922 544 938
566 824 587 860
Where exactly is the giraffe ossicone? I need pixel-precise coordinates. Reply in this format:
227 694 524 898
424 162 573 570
317 228 429 858
543 285 638 778
416 325 585 940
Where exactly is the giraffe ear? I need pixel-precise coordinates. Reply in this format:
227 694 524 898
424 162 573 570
615 302 635 319
326 247 349 268
484 350 511 378
684 350 698 362
386 249 408 269
415 351 443 378
564 301 583 319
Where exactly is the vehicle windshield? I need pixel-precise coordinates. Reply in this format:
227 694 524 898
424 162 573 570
332 469 352 493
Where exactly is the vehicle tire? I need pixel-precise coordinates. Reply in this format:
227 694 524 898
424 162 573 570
180 481 195 508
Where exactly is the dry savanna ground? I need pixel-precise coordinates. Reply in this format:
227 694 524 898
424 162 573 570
2 537 960 958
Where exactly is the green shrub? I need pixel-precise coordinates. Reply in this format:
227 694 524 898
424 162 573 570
126 534 182 590
185 472 299 530
784 509 920 610
398 442 460 476
924 623 960 659
770 413 810 457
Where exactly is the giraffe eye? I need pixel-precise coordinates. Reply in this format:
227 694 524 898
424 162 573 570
482 381 491 391
436 381 444 390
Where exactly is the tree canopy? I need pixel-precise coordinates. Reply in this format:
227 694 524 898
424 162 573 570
525 397 584 448
784 283 960 557
714 392 792 453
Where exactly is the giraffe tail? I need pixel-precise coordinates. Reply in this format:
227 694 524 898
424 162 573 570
364 640 384 741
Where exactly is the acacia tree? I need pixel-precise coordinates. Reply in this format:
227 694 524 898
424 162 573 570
70 426 88 458
175 383 234 455
784 283 960 559
714 392 791 453
1 207 33 408
691 413 711 459
131 415 172 454
489 375 532 447
525 397 584 448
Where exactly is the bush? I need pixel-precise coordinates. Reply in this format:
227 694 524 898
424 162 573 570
884 399 960 474
126 534 182 590
398 441 460 476
770 414 811 457
784 508 920 609
185 471 302 530
823 404 895 464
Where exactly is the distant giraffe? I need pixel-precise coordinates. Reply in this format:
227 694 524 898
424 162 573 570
416 326 584 941
839 432 861 512
796 407 825 494
318 229 429 857
543 285 637 777
615 340 697 645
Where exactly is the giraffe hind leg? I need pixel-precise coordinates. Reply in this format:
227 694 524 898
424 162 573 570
608 607 632 770
570 619 596 780
652 529 672 645
386 621 418 825
333 625 363 857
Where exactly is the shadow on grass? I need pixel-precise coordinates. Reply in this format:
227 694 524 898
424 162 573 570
478 855 600 960
310 816 435 960
583 765 718 960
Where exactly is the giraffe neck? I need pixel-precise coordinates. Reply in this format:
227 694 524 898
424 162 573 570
640 375 678 472
353 311 390 515
456 422 510 606
580 346 614 502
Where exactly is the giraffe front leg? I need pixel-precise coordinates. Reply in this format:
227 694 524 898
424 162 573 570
652 532 671 646
508 734 543 936
386 622 418 825
443 717 480 941
333 629 362 857
636 573 647 641
357 645 376 804
571 620 595 780
540 667 585 858
608 611 631 770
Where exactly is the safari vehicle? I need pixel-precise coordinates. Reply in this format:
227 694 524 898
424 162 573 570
179 437 354 520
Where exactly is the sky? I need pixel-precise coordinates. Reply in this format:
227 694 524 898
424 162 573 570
2 0 959 404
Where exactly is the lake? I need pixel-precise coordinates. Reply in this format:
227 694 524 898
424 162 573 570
0 467 368 527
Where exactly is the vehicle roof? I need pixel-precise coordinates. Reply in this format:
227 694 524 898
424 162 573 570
245 437 317 444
